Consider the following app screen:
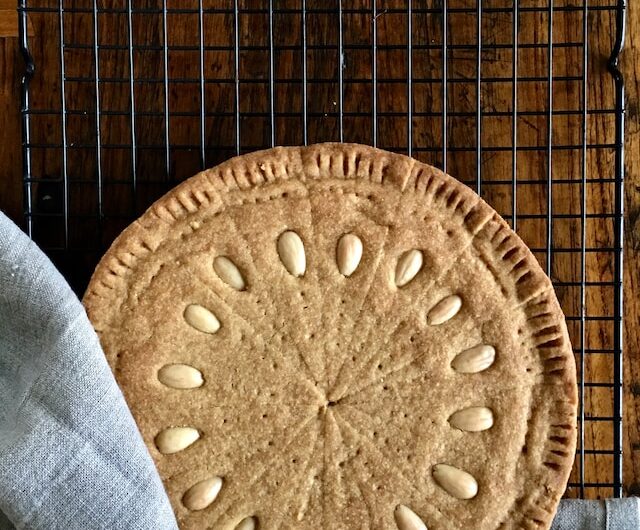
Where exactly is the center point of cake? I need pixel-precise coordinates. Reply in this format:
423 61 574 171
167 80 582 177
319 398 340 415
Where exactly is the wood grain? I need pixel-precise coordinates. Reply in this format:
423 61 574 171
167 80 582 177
0 0 638 499
622 1 640 496
0 0 34 38
0 37 23 223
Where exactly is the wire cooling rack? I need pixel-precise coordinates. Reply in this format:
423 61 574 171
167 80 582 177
19 0 626 499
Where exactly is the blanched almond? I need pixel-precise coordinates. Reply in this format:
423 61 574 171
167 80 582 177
427 295 462 325
184 304 220 333
336 233 363 277
451 345 496 374
155 427 200 454
235 517 258 530
448 406 494 432
432 464 478 500
158 364 204 389
182 476 223 511
394 504 427 530
278 231 306 277
213 256 246 290
395 249 423 287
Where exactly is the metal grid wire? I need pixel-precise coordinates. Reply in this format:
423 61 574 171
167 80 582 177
18 0 626 498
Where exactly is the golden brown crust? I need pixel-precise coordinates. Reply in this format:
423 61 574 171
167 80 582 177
84 143 577 530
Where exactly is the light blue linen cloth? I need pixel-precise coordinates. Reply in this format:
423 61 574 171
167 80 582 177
0 210 637 529
0 211 177 529
552 498 639 530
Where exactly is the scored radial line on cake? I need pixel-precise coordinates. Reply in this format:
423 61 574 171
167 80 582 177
333 319 426 401
253 426 322 526
335 406 452 527
207 202 294 370
276 228 325 385
412 215 490 298
206 411 321 528
187 268 281 350
294 433 325 523
322 408 344 529
282 190 327 393
341 295 462 397
267 420 324 528
332 292 465 402
180 296 326 401
353 476 375 527
302 186 356 392
187 268 260 338
334 238 486 403
336 314 481 403
339 385 496 455
340 366 497 425
326 245 428 400
327 195 491 397
188 261 323 397
346 368 533 420
331 406 425 499
324 223 393 392
303 188 330 391
330 407 450 526
272 226 325 387
334 402 426 491
335 353 417 402
260 321 326 401
328 409 374 527
320 177 412 391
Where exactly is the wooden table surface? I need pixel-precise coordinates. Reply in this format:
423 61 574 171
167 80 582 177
0 0 639 498
621 2 640 495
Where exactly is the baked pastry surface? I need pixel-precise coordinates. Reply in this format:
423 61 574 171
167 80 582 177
84 143 577 530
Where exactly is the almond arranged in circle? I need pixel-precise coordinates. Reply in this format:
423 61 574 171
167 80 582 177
432 464 479 500
394 249 424 287
85 144 577 529
451 344 496 374
157 363 204 389
277 230 306 277
336 233 363 277
213 256 246 291
183 304 220 334
182 476 223 511
394 504 428 530
154 427 200 455
234 516 257 530
448 406 494 432
427 294 462 325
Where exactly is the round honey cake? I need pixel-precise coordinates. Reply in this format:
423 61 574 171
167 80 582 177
84 144 577 530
